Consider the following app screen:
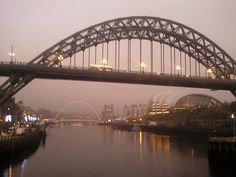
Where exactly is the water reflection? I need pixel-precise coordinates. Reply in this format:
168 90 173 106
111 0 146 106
1 125 211 177
0 135 46 177
100 125 209 176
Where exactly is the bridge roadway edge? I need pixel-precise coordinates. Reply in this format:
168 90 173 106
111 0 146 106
0 63 235 94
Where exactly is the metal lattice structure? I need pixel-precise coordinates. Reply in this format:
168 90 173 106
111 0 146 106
30 16 236 77
0 16 236 104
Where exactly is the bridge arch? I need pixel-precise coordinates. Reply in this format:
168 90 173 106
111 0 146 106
0 16 236 105
53 100 101 122
30 16 236 79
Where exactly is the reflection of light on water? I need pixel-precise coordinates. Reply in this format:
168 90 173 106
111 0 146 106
147 134 170 156
3 165 12 177
21 159 28 177
71 123 82 127
139 131 143 168
139 131 142 145
191 148 194 157
59 123 64 128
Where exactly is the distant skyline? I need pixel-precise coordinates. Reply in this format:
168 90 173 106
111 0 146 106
0 0 236 113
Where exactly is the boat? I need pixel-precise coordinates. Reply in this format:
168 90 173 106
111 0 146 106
0 126 45 157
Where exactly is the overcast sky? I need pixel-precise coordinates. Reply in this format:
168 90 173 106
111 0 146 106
0 0 236 114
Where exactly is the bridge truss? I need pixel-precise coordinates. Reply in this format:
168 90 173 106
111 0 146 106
0 16 236 104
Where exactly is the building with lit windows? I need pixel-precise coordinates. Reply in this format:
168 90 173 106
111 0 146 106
148 100 170 115
101 104 114 121
148 93 222 115
123 104 147 118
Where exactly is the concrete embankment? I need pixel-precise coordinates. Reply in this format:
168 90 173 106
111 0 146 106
208 137 236 177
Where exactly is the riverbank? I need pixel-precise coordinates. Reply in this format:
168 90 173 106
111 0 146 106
0 128 45 158
100 122 233 137
208 137 236 177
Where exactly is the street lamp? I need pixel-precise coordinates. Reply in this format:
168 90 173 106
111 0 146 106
141 62 146 73
9 46 15 64
207 68 212 78
58 55 64 66
102 58 108 66
176 65 181 75
232 113 235 139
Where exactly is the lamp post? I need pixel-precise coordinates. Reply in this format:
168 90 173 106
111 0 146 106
141 62 146 73
9 46 15 64
207 68 212 78
232 113 235 139
102 58 107 66
58 55 64 67
176 65 181 76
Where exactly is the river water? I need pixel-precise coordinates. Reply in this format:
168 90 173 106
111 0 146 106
0 124 215 177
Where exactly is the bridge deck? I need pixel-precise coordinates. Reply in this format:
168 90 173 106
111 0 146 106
0 63 235 91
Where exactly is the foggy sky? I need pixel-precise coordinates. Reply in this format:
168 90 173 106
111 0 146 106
0 0 236 114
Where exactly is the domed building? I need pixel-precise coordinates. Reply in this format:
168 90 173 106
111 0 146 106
148 92 222 115
174 94 222 110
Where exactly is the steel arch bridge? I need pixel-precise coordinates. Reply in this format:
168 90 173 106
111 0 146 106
0 16 236 104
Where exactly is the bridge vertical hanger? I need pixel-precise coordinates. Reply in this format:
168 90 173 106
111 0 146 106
150 40 153 74
160 43 163 74
189 56 192 76
198 62 201 77
88 47 91 68
118 40 120 71
127 39 131 72
180 51 182 75
74 52 76 67
174 48 176 75
170 46 173 75
184 53 187 76
95 45 97 64
195 58 197 76
102 43 104 61
70 56 72 67
82 50 85 69
106 42 109 64
140 39 142 73
115 41 117 71
163 43 165 74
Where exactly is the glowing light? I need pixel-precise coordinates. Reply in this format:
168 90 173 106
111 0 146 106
8 52 15 57
141 62 146 68
176 65 181 70
58 55 64 61
24 115 28 122
207 68 212 73
5 115 12 122
102 58 108 65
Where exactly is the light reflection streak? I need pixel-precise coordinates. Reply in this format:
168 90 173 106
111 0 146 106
21 159 27 177
139 131 143 168
3 165 12 177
